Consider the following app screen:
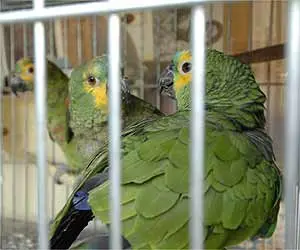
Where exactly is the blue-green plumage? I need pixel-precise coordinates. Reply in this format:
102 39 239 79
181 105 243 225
49 49 282 250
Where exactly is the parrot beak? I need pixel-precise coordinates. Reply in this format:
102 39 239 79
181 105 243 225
158 63 176 100
4 75 9 88
1 75 13 96
8 74 29 96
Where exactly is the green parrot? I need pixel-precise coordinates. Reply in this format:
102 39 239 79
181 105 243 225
49 49 282 250
65 55 163 169
48 54 164 249
8 56 163 187
8 57 85 184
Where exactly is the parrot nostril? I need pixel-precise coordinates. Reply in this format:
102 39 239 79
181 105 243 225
166 80 173 87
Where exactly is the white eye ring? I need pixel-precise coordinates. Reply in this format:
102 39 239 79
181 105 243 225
178 61 192 75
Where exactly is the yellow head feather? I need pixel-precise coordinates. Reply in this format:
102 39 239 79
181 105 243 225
174 50 192 92
84 82 108 110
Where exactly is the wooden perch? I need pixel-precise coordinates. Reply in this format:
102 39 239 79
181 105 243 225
232 43 285 64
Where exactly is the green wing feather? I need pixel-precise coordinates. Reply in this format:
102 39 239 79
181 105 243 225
83 110 282 250
49 49 282 249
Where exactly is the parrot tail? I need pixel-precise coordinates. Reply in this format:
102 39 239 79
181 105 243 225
50 208 94 249
50 191 95 250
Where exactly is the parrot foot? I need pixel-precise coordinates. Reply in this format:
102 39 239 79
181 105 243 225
53 163 72 185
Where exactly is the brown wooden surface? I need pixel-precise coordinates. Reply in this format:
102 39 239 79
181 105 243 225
223 2 252 54
66 18 79 67
232 43 285 64
81 17 93 63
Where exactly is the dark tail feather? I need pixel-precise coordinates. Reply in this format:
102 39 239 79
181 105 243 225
50 208 94 250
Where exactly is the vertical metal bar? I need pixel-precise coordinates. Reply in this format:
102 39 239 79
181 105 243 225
284 0 300 249
33 0 48 249
22 22 30 234
139 12 145 99
0 2 5 245
297 185 300 250
154 13 161 109
189 5 206 250
9 23 16 233
108 12 122 250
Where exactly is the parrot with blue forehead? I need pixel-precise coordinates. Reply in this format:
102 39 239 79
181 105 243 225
8 56 163 186
49 49 282 250
66 55 163 164
8 57 84 184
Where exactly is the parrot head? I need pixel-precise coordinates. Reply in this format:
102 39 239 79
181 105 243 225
159 50 191 100
159 49 267 128
8 57 68 96
69 55 130 110
8 57 35 95
68 55 131 128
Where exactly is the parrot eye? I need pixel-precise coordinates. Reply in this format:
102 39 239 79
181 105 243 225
87 75 97 86
28 67 34 74
179 61 192 75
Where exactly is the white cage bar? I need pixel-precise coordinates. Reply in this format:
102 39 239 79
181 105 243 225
0 0 227 24
0 0 298 250
33 0 48 248
189 5 206 250
108 12 122 250
284 0 300 249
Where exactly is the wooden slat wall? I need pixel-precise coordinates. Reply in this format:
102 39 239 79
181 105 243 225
222 2 286 248
223 2 252 54
223 0 286 169
63 16 105 67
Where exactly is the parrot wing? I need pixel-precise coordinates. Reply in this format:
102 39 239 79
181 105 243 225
88 110 282 249
50 110 281 250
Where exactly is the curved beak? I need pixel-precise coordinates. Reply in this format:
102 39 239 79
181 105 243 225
7 74 29 96
1 75 12 96
158 63 176 99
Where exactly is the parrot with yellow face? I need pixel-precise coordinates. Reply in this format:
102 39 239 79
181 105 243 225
8 57 88 184
48 49 282 249
8 56 163 187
